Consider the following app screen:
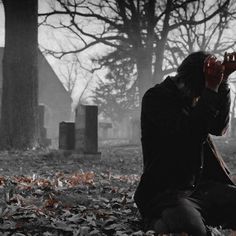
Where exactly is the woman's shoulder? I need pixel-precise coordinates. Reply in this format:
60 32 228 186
143 77 177 102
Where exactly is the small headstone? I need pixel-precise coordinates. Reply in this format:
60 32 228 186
59 122 75 150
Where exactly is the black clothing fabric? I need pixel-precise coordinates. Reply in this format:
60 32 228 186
134 77 234 223
146 182 236 235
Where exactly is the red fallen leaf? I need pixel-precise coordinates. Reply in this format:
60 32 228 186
7 194 20 205
34 178 52 188
0 176 5 185
43 195 60 208
66 172 95 186
34 208 47 216
111 174 139 183
16 185 32 190
14 176 33 184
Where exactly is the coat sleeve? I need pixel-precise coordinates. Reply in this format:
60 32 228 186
141 83 230 142
208 81 231 136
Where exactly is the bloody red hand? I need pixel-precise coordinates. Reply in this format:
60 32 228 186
222 52 236 79
204 55 224 92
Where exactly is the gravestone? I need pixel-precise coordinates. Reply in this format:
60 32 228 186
75 105 101 159
58 122 75 150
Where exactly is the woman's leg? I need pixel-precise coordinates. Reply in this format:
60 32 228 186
152 198 207 236
197 182 236 229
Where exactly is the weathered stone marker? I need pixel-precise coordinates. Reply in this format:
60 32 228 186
75 105 101 159
59 122 75 150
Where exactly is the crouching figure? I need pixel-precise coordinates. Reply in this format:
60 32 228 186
135 51 236 236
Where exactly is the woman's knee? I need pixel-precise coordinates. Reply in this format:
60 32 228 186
152 218 169 233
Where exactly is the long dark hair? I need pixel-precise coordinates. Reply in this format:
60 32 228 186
176 51 210 97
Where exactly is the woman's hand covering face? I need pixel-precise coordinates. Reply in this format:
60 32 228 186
204 55 224 91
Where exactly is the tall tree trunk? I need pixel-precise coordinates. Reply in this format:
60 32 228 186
153 39 168 84
1 0 39 149
153 0 172 84
136 53 153 105
135 0 156 105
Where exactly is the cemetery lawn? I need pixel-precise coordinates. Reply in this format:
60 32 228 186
0 139 235 236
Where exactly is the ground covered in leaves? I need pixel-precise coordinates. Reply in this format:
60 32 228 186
0 138 235 236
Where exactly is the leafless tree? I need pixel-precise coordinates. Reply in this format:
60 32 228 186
164 0 236 73
59 55 80 96
39 0 234 104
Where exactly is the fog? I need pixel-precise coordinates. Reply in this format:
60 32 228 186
1 0 236 146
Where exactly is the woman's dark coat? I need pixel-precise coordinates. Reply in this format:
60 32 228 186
134 77 234 218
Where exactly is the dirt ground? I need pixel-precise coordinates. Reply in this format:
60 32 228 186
0 137 234 235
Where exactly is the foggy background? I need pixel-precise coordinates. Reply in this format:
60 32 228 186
0 1 236 235
1 0 236 146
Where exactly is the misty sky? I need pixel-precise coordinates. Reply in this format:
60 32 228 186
0 1 236 110
0 1 100 107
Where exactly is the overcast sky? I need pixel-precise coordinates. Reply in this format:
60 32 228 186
0 1 236 110
0 1 101 108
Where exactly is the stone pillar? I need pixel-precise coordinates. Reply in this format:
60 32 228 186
75 105 101 158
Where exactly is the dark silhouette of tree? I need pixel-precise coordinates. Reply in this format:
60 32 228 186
1 0 39 149
92 51 138 122
39 0 233 103
59 55 80 96
165 0 236 71
92 0 236 120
